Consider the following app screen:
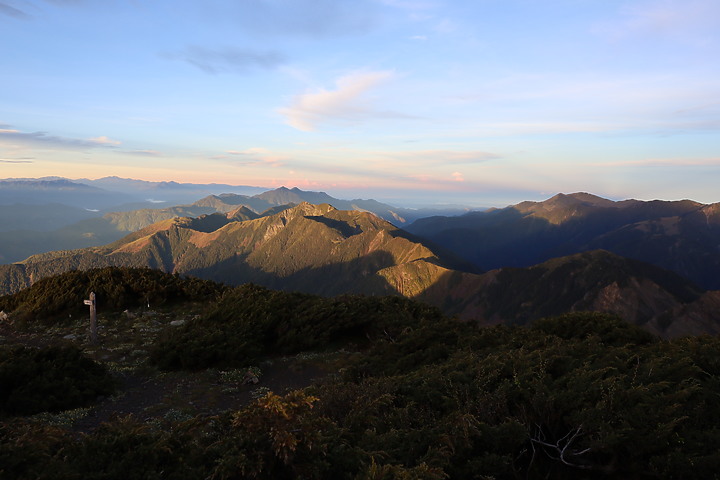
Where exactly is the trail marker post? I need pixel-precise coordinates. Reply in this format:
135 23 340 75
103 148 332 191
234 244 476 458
85 292 97 344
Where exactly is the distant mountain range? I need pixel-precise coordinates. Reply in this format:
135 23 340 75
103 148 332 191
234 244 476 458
0 178 134 209
0 200 718 337
0 180 477 263
0 202 466 298
0 176 266 208
406 192 720 290
0 177 477 218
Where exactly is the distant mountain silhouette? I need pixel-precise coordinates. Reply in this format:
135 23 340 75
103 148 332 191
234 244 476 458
0 179 134 208
406 192 720 290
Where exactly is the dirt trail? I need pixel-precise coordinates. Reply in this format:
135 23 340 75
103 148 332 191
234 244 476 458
71 360 328 432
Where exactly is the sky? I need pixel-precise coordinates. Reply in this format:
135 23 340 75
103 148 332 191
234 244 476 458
1 0 719 207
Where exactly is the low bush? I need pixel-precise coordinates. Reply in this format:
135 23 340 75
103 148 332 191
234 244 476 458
150 283 445 370
0 267 226 324
0 345 116 416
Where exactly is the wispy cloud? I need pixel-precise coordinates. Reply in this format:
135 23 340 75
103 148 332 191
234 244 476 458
228 0 377 38
88 136 121 145
213 148 285 167
43 0 87 5
0 0 87 20
444 71 720 138
595 0 720 44
0 2 28 19
589 157 720 168
433 18 457 34
123 149 162 157
163 46 287 74
279 71 411 131
376 149 501 166
0 158 34 163
0 127 120 150
378 0 438 10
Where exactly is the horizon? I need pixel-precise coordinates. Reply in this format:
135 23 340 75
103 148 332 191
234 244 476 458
1 174 715 210
1 1 719 206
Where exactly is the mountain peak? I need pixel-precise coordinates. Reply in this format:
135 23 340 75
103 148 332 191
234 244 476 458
544 192 614 208
510 192 617 224
290 202 337 216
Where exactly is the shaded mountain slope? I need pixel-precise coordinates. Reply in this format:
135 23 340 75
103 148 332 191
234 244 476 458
406 192 720 289
439 250 709 337
0 203 474 300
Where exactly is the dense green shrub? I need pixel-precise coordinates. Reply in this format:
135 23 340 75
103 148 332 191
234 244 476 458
0 345 116 416
0 421 72 479
150 283 445 370
531 311 657 346
0 267 226 323
2 309 720 479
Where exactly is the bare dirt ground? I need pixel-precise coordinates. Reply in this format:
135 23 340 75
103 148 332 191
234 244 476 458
70 359 329 432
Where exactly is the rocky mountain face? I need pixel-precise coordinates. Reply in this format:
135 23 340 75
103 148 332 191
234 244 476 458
0 201 717 337
406 192 720 290
0 203 465 298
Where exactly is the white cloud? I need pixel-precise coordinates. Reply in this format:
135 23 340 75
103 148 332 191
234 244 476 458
278 70 404 131
451 171 464 182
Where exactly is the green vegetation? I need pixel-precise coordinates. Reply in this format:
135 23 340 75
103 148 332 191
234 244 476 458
0 267 226 323
0 345 115 416
150 283 445 370
1 268 719 478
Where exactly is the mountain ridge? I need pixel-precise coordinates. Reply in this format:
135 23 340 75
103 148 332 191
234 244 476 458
1 202 718 337
406 192 720 289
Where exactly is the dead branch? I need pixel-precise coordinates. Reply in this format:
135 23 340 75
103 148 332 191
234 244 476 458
530 424 592 469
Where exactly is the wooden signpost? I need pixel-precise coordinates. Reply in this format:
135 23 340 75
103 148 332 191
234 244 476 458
85 292 97 344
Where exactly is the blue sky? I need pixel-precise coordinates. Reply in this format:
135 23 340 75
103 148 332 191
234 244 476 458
1 0 719 207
